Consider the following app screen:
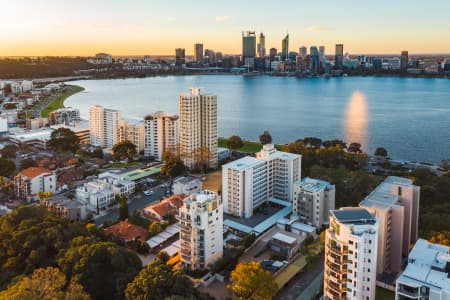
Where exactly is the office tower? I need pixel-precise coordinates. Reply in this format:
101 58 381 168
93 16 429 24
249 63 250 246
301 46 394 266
223 144 301 218
204 49 216 65
89 105 120 148
310 46 320 72
194 43 203 64
269 47 277 61
179 190 223 270
324 208 378 300
335 44 344 69
395 239 450 300
143 111 179 161
281 33 289 61
299 46 307 59
400 50 409 71
242 31 256 67
175 48 185 66
257 32 266 57
179 88 218 169
293 177 335 228
319 46 325 57
359 176 420 275
119 120 145 152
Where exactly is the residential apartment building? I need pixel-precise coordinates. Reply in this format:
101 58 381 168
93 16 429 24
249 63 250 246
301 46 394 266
89 105 120 148
119 120 145 152
48 107 80 125
40 196 87 221
324 208 379 300
172 176 202 196
222 144 301 218
293 177 335 228
360 176 420 275
179 88 217 169
14 167 57 201
144 111 179 161
179 190 223 270
395 239 450 300
76 175 135 211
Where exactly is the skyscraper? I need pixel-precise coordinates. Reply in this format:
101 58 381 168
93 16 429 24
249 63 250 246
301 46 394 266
119 120 145 152
281 33 289 61
89 105 120 148
335 44 344 69
269 47 277 61
257 32 266 57
175 48 185 66
310 46 320 73
400 50 409 70
179 190 223 270
179 87 218 169
324 208 379 300
144 111 179 161
204 49 216 65
299 46 307 59
242 31 256 67
194 43 203 64
319 46 325 57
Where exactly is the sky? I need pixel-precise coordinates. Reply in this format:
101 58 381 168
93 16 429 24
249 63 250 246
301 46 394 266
1 0 450 56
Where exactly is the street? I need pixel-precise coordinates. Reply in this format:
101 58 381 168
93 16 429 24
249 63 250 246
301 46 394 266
94 184 168 226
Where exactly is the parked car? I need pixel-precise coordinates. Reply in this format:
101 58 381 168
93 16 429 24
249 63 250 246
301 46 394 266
143 190 153 196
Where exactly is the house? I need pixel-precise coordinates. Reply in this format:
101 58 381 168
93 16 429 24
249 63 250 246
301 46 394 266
14 167 57 201
142 194 185 221
104 220 148 243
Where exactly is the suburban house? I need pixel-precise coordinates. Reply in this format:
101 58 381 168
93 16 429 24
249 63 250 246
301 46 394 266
142 194 185 221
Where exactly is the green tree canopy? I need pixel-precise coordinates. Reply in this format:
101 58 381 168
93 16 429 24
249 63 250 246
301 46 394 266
57 236 141 300
374 147 388 157
0 206 88 289
20 157 37 170
119 194 129 221
124 261 205 300
302 137 322 148
227 135 244 150
161 151 186 177
47 127 80 153
259 131 272 145
92 147 104 159
228 261 278 300
112 140 136 161
0 144 19 159
0 267 90 300
0 157 16 177
348 142 362 153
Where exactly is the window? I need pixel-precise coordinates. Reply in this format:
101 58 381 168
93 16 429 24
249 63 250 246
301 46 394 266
398 186 402 196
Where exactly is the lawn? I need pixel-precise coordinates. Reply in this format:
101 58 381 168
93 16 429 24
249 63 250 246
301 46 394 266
40 85 85 117
376 287 395 300
218 137 285 153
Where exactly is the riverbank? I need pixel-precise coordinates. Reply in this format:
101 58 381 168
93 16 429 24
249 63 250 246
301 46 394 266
40 84 85 117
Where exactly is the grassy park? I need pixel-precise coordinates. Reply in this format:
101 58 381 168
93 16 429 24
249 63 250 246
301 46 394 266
40 84 85 117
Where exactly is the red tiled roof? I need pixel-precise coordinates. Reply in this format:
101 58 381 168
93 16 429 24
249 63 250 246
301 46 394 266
104 220 148 242
19 167 52 179
142 194 185 221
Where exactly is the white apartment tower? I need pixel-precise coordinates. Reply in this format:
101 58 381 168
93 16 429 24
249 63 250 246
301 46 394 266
179 88 218 169
89 105 120 148
359 176 420 276
293 177 335 228
119 120 145 152
222 144 301 218
179 190 223 270
324 208 379 300
144 111 179 161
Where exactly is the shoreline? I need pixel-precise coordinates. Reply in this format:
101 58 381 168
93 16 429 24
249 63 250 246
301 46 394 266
39 84 85 117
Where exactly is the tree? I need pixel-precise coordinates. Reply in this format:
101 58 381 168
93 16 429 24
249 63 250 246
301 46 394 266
0 144 18 159
259 131 272 145
348 142 362 153
92 147 104 159
124 261 204 300
161 151 186 177
20 158 37 170
148 222 168 237
156 251 170 264
302 137 322 148
227 135 244 150
112 140 136 161
429 231 450 246
119 194 129 221
228 261 278 300
57 236 141 300
0 158 16 177
374 147 388 157
0 267 90 300
47 127 80 153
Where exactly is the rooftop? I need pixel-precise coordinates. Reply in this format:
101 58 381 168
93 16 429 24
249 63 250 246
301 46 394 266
360 176 416 209
331 208 376 225
223 156 265 171
18 167 53 179
104 220 148 242
120 166 161 181
294 177 334 192
173 176 200 185
397 239 450 292
185 190 218 205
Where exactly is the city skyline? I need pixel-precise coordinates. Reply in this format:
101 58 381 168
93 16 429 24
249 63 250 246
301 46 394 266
2 0 450 56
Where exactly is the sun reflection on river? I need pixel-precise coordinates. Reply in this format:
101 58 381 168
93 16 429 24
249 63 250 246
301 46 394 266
344 91 368 149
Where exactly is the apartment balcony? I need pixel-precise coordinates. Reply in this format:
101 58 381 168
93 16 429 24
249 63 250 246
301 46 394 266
326 261 346 274
397 286 419 299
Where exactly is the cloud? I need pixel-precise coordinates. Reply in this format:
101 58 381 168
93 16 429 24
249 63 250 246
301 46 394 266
304 26 333 33
215 15 232 22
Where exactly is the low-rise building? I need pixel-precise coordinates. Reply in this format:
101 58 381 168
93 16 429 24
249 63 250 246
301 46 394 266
105 220 148 243
179 190 223 270
26 117 49 130
172 176 202 196
40 196 87 221
142 194 185 221
268 232 300 260
48 107 81 125
293 177 335 229
14 167 57 201
395 239 450 300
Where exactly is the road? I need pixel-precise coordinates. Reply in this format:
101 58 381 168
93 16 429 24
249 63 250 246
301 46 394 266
94 184 168 226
